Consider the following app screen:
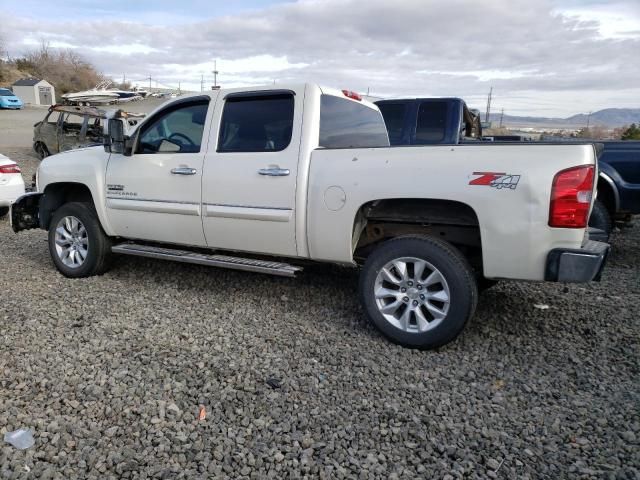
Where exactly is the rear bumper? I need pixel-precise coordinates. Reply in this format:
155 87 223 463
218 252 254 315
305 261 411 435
545 240 609 283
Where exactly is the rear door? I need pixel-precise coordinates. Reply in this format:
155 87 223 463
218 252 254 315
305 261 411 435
201 89 303 256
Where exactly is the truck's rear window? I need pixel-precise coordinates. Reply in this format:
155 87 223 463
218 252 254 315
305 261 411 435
415 101 448 144
319 95 389 149
377 103 406 145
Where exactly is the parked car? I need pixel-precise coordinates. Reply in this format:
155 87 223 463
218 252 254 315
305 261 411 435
591 141 640 235
0 88 23 110
0 154 25 218
375 97 482 145
12 84 608 350
33 105 145 159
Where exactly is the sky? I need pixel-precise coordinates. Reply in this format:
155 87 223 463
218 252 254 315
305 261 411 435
2 0 640 117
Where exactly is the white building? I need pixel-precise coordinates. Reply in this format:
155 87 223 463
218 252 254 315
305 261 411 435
11 78 56 105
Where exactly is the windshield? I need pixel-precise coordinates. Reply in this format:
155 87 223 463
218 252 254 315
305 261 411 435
0 89 15 97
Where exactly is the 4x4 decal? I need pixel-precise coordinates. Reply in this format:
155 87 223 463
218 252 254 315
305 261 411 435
469 172 520 190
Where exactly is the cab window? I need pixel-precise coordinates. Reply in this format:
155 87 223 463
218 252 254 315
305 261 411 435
377 103 407 145
137 101 209 154
415 101 448 144
46 111 60 125
217 93 294 153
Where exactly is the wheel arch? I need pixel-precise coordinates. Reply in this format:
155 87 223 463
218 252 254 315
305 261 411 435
351 198 485 275
40 182 97 230
597 172 619 216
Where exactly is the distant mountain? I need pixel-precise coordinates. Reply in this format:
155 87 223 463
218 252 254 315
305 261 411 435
488 108 640 128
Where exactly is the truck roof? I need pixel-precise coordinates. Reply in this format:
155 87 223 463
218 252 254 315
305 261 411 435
175 83 380 111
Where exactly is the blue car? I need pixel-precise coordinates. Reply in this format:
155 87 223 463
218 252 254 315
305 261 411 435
0 88 23 109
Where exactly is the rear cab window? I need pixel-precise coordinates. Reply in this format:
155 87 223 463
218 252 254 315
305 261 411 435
319 95 389 148
377 102 407 145
217 93 294 152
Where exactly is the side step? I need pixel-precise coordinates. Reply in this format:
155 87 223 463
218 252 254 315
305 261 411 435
112 243 303 277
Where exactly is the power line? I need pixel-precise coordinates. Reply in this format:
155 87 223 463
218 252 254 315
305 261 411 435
485 86 493 123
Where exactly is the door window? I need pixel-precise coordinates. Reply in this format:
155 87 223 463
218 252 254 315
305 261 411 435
62 113 85 132
137 101 209 154
217 94 294 152
415 101 448 144
46 111 60 125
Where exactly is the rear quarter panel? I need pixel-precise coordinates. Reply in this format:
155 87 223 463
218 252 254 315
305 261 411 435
307 144 596 281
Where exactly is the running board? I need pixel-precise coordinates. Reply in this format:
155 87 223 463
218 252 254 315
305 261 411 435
112 243 302 277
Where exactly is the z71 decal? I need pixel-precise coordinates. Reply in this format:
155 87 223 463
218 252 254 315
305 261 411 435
469 172 521 190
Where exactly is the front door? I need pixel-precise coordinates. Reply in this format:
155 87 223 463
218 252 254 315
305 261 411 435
105 96 214 246
201 89 303 256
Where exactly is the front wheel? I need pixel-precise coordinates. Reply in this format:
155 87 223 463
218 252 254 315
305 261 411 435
48 202 112 278
0 206 8 218
359 236 478 349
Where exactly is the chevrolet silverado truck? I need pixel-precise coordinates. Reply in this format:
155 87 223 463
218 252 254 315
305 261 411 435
10 84 609 349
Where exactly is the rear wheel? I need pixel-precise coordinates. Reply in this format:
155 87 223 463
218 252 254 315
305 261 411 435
589 199 612 241
359 236 478 349
48 202 112 278
0 207 8 218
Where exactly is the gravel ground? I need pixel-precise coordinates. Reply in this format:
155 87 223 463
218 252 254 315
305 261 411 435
0 140 639 479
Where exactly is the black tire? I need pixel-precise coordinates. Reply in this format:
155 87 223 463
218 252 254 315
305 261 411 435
48 202 112 278
359 236 478 350
589 199 612 241
0 206 8 218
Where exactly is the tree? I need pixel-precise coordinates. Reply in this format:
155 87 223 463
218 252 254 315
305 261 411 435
11 42 106 98
621 123 640 140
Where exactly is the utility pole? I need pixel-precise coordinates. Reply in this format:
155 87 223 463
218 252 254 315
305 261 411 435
212 59 219 87
148 75 152 91
485 87 493 123
499 108 504 128
201 74 204 92
586 111 592 130
178 81 181 94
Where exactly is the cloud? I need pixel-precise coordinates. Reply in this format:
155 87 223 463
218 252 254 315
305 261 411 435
4 0 640 116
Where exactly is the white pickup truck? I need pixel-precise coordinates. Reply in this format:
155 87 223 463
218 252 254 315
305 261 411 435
11 83 609 349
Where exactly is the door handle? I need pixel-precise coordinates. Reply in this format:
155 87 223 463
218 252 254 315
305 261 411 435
258 167 290 177
171 167 197 175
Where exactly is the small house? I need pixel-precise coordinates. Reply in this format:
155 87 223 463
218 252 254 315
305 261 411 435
11 78 56 105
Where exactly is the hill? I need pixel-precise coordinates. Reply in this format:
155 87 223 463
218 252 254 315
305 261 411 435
489 108 640 129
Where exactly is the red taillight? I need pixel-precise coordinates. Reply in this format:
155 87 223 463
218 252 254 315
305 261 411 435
0 164 20 174
342 89 362 101
549 165 595 228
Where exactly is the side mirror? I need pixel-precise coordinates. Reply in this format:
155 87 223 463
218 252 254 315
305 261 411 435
106 118 125 154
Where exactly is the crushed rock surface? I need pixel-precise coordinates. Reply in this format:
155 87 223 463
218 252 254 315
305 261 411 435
0 147 638 479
